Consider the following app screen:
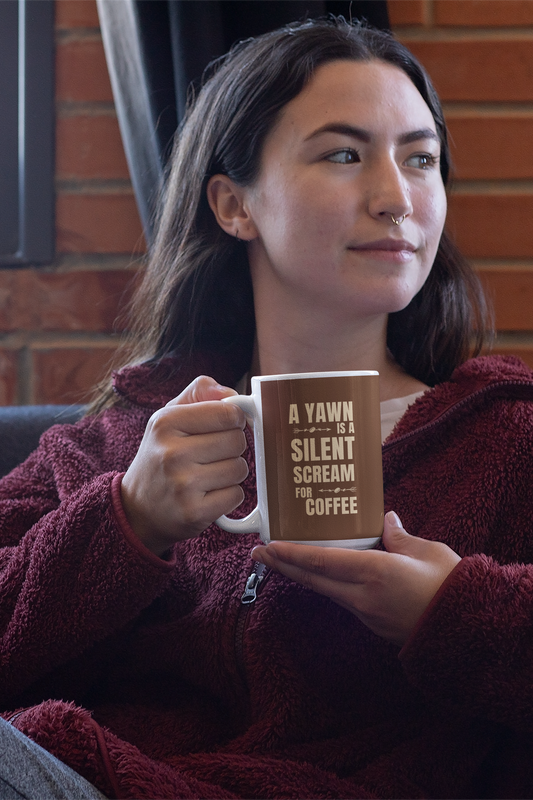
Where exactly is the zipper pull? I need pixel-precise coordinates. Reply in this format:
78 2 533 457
240 562 267 604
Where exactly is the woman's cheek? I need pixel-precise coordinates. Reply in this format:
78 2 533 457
426 182 447 228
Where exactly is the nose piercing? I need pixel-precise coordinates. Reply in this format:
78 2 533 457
391 215 405 226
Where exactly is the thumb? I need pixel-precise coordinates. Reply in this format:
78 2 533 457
169 375 238 407
382 510 415 554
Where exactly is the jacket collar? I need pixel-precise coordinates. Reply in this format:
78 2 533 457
112 353 533 414
112 352 245 410
386 355 533 444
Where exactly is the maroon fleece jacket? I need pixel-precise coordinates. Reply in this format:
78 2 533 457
2 354 533 799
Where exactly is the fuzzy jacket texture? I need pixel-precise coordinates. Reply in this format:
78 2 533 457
2 354 533 799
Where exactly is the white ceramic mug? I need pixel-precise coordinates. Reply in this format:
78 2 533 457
216 371 384 549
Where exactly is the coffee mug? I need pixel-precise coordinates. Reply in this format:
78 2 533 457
216 371 384 549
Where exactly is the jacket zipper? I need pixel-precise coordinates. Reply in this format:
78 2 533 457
235 561 269 685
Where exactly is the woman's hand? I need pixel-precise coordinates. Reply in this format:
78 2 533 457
252 512 461 646
121 376 249 556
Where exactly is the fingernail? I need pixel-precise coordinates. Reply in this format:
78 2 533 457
386 510 403 528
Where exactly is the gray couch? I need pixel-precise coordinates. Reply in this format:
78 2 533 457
0 405 85 478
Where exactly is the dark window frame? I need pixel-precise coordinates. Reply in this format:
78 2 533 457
0 0 54 267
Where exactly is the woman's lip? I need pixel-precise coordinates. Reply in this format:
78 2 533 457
348 238 416 252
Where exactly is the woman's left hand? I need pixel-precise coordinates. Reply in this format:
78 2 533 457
251 511 461 646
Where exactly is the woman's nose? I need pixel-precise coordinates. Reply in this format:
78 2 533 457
367 160 413 223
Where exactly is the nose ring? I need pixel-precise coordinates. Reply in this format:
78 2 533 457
391 215 405 226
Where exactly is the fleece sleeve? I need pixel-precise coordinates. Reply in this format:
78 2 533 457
0 413 175 705
400 554 533 732
398 402 533 734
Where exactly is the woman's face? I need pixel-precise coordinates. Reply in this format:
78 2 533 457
242 59 447 322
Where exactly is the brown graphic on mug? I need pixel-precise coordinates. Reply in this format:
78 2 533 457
216 371 383 549
260 376 383 541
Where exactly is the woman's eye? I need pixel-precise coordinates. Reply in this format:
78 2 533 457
405 153 439 170
325 149 360 165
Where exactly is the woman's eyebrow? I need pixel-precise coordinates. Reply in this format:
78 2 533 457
304 123 371 143
398 128 440 146
304 123 439 146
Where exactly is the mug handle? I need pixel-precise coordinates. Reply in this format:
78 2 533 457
215 394 262 534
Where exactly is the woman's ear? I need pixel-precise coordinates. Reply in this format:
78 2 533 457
206 174 258 241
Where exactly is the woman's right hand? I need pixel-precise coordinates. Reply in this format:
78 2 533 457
120 376 249 556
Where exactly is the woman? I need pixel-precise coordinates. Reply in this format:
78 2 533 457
2 17 533 800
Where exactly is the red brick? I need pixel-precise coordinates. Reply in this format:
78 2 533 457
56 39 113 103
447 194 533 258
435 0 533 26
55 0 100 29
0 350 18 406
388 0 426 26
56 194 145 254
33 347 118 404
0 270 134 333
56 116 130 180
447 116 533 180
488 345 533 368
405 40 533 101
476 268 533 330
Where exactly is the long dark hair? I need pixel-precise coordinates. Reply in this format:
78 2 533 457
94 17 490 410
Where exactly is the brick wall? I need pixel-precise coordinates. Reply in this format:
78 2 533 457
389 0 533 367
1 1 532 406
0 0 144 406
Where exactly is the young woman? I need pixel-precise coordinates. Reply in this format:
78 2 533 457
2 17 533 800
